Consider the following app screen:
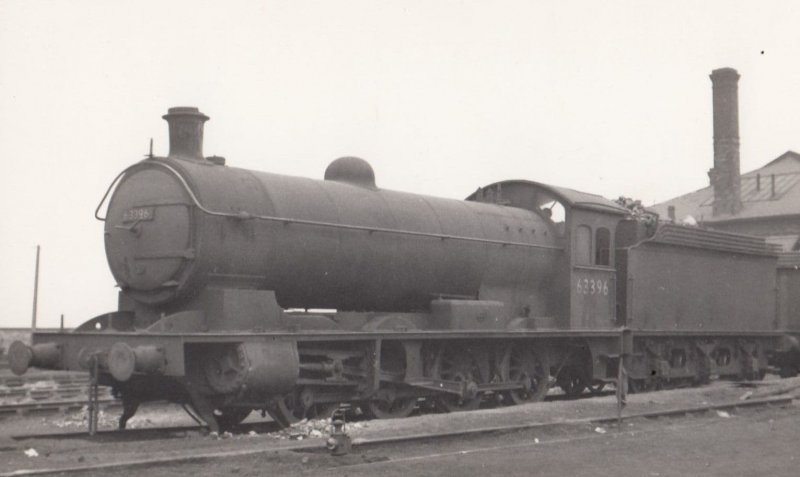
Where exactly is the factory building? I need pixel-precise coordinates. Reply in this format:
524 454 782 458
649 68 800 251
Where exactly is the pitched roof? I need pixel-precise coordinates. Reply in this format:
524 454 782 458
649 151 800 223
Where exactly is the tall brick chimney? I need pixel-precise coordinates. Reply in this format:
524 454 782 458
708 68 742 216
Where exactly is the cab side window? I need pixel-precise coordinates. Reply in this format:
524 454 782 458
595 227 611 266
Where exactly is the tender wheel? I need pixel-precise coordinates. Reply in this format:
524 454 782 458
501 344 550 405
628 377 658 393
588 381 606 395
778 365 798 378
267 391 339 428
433 348 482 412
363 388 417 419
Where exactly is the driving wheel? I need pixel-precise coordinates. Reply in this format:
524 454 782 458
502 344 550 405
432 347 482 412
267 391 339 428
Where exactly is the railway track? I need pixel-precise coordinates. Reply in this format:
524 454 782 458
2 387 614 437
0 398 119 418
0 372 91 388
1 395 792 477
0 370 116 417
11 419 283 442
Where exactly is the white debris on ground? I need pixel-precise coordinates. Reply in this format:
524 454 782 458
739 391 753 401
594 427 607 434
49 406 121 429
264 418 369 440
716 410 731 418
23 448 39 458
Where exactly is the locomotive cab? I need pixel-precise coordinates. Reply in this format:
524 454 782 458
468 181 628 330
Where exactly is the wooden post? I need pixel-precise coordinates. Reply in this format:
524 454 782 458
617 327 632 429
88 355 99 436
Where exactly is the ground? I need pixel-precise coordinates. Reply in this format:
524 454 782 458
1 377 798 477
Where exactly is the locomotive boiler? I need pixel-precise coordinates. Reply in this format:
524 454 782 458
104 107 560 319
9 107 800 432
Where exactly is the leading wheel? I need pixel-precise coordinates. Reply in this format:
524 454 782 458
214 407 252 430
203 345 246 394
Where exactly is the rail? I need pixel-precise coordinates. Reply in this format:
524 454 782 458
2 395 791 477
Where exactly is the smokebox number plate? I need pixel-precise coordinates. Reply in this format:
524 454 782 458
122 207 154 222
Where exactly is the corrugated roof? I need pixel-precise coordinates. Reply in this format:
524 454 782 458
651 223 780 256
649 151 800 223
765 235 800 251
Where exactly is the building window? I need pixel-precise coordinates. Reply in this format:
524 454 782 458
595 227 611 266
575 225 592 265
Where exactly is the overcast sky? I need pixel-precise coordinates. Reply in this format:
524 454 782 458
2 0 799 328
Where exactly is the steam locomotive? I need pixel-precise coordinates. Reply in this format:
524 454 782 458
9 108 800 432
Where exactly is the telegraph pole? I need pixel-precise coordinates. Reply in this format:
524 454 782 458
31 245 40 331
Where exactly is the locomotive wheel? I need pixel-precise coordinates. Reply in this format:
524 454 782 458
627 378 658 393
501 345 550 405
588 381 606 395
203 345 246 394
432 348 482 412
214 407 252 430
363 388 417 419
557 367 587 398
267 392 339 428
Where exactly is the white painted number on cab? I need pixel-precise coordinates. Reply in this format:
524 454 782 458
576 278 609 296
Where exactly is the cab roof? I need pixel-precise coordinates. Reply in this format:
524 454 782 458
467 180 629 215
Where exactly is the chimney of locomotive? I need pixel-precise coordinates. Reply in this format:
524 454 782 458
162 107 209 161
708 68 742 216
